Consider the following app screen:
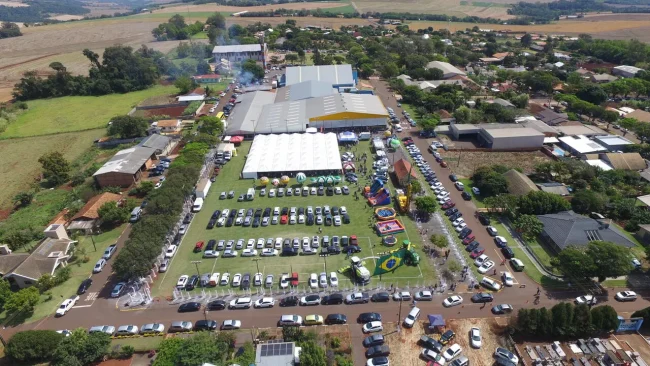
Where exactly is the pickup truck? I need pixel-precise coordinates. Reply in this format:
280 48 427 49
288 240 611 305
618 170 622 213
56 295 80 317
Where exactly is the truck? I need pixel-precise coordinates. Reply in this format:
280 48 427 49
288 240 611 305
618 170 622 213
338 256 371 285
195 178 212 199
246 188 255 201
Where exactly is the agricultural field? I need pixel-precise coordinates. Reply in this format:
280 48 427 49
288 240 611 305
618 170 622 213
3 85 177 138
438 149 549 179
0 129 105 209
153 140 434 298
151 2 351 14
351 0 515 18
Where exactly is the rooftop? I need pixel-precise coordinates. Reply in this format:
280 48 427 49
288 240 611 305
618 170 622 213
484 127 544 138
594 135 633 147
285 64 354 86
585 159 613 171
626 109 650 123
536 182 570 196
425 61 466 76
538 210 635 250
556 124 607 137
212 44 263 53
614 65 644 74
558 135 607 154
70 192 122 221
93 147 156 176
274 80 337 102
138 134 172 151
503 169 539 196
604 152 647 170
155 119 181 128
393 158 417 182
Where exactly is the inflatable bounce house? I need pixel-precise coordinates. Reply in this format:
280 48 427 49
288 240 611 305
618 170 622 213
383 235 397 246
366 179 391 206
395 189 409 213
375 207 397 220
375 219 405 236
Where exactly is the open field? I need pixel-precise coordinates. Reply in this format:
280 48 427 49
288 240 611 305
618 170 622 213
3 85 177 138
153 140 433 298
152 2 349 14
351 0 515 18
0 129 105 208
438 150 549 179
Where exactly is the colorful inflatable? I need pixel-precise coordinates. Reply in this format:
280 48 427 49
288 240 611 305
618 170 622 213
280 175 290 185
375 219 405 236
259 176 269 186
375 207 397 220
271 178 280 186
368 187 391 206
296 172 306 184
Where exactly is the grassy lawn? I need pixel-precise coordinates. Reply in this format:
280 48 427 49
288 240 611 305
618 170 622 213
154 141 433 297
457 178 485 208
3 85 177 138
528 238 557 270
111 336 164 351
0 225 126 325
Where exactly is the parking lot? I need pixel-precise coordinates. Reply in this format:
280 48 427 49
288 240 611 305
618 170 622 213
153 140 433 298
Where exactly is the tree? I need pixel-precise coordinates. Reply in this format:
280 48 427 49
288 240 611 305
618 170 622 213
153 337 184 366
632 306 650 330
571 189 607 214
414 196 437 214
574 304 593 337
0 279 12 310
285 53 299 64
205 12 226 29
410 180 422 195
419 116 440 132
174 76 195 94
551 302 575 337
472 166 509 197
97 202 129 225
577 84 608 105
108 115 149 138
430 234 448 249
13 191 34 208
552 246 596 279
197 115 224 135
241 59 264 80
521 33 532 46
587 241 634 282
300 340 327 366
38 151 70 186
4 287 40 315
517 191 571 215
52 329 111 366
175 331 229 366
591 305 619 333
196 60 211 75
512 215 544 240
6 330 64 363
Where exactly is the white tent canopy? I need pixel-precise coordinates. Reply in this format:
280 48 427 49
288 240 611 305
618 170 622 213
242 133 343 179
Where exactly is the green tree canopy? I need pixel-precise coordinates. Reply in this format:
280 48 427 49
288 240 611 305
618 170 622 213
174 75 196 94
108 115 149 138
472 166 509 197
552 241 634 281
198 115 224 136
414 196 437 214
512 214 544 240
51 329 111 366
4 286 40 315
6 330 64 363
571 189 607 214
38 151 70 186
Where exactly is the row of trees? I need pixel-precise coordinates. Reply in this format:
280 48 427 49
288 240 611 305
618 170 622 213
154 331 252 366
13 45 163 101
515 303 620 339
0 22 21 39
112 141 209 279
152 14 204 41
6 328 112 365
484 190 571 217
552 241 635 282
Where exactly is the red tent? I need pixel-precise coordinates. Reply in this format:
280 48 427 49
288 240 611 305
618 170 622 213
230 136 244 144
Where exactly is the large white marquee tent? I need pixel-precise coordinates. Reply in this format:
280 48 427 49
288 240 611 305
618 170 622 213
242 133 343 179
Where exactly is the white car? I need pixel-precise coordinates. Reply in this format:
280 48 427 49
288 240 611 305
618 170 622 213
443 295 463 307
254 297 275 308
178 224 188 235
229 297 252 309
422 349 446 365
363 321 383 333
280 274 289 289
393 291 412 301
329 272 339 287
176 275 189 289
481 277 502 291
309 273 318 289
261 248 278 256
265 274 274 288
232 273 242 287
302 237 310 248
241 249 258 257
575 295 596 305
253 272 263 287
333 216 342 226
437 192 450 200
319 272 328 288
455 182 465 190
115 325 139 336
452 218 465 227
414 290 433 301
615 291 637 301
474 254 489 267
165 245 178 258
220 273 230 286
222 209 230 218
222 249 237 258
495 347 519 364
55 295 79 317
454 223 468 232
340 206 347 215
495 236 508 247
443 344 462 361
217 217 226 226
477 260 495 274
472 187 481 195
221 320 241 330
203 250 219 258
93 258 106 273
269 189 276 197
502 272 514 286
470 327 482 348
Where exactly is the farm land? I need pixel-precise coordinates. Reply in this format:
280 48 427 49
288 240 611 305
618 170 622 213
153 140 434 298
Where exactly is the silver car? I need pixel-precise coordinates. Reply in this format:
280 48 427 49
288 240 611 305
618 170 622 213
140 323 165 335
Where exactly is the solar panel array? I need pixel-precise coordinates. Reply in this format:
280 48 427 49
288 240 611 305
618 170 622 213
260 342 293 357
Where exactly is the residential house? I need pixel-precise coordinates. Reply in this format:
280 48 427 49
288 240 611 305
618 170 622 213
558 135 608 158
636 224 650 244
503 169 539 196
490 98 515 109
67 192 123 232
152 119 182 134
593 135 633 152
590 74 618 84
613 65 644 78
93 146 157 188
191 74 222 83
536 182 570 196
1 224 77 288
425 61 466 79
537 211 635 253
529 44 544 52
601 152 647 171
531 104 568 126
138 134 174 156
212 43 267 65
392 158 417 187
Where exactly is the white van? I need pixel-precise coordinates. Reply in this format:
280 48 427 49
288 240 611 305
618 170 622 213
129 207 142 223
192 197 204 212
404 306 420 328
246 188 255 201
359 132 371 140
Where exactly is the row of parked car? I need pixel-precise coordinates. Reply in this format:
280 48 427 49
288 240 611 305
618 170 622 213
207 204 352 228
72 319 241 337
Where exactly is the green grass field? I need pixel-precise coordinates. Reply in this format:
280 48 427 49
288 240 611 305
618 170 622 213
0 226 125 325
3 85 177 138
153 141 433 297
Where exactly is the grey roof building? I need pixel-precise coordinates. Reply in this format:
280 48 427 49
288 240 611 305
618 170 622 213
93 146 157 188
613 65 644 78
138 134 173 155
536 182 570 196
226 91 277 135
284 64 355 88
274 80 337 102
425 61 466 79
491 98 515 108
537 211 635 252
535 108 568 126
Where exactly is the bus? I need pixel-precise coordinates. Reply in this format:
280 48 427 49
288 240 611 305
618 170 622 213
216 112 225 121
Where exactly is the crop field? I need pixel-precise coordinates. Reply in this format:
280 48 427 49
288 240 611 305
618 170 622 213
3 85 177 138
351 0 515 18
0 129 105 209
153 141 434 298
151 2 349 14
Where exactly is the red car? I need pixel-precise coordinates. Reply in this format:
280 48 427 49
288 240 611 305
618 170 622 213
194 241 204 252
350 235 358 246
440 161 448 167
280 215 288 224
229 98 236 103
462 234 476 245
441 201 455 210
290 272 299 287
469 247 485 259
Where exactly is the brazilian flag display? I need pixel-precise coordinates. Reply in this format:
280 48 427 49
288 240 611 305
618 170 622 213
373 249 406 276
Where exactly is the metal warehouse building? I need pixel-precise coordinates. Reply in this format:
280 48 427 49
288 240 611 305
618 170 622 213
478 128 545 149
93 147 157 188
281 65 357 89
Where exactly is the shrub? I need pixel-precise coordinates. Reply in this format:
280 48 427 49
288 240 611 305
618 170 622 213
330 337 341 349
6 330 64 363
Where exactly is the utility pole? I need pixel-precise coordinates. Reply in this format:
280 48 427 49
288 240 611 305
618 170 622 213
191 260 202 278
88 229 97 252
397 297 403 334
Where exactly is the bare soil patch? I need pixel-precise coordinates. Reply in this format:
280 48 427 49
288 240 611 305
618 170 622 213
153 2 347 13
0 1 28 7
49 14 85 21
438 149 550 178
